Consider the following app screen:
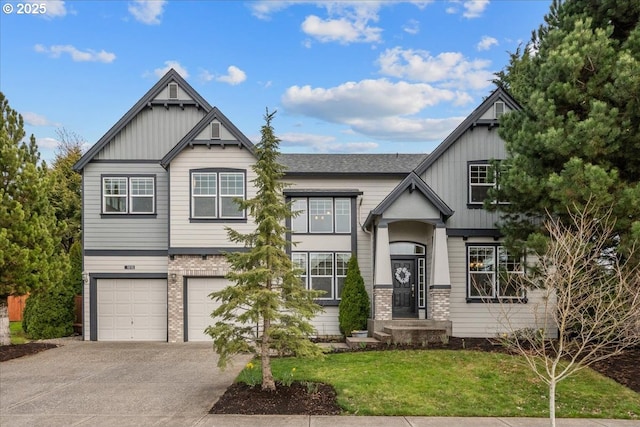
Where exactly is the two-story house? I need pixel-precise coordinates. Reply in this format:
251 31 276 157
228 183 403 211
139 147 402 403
73 69 551 342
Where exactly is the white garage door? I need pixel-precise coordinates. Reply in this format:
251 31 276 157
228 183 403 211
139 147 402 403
97 278 167 341
186 278 228 341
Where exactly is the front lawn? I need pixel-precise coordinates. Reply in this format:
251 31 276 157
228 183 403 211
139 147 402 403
247 350 639 418
10 321 28 344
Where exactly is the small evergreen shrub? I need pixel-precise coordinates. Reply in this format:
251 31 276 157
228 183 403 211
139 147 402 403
23 286 74 339
338 256 370 336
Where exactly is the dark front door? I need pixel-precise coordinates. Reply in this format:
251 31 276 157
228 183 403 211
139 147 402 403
391 258 416 318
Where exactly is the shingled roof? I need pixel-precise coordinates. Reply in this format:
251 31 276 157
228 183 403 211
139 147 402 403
279 153 427 175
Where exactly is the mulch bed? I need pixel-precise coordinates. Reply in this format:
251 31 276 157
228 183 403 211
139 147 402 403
2 338 638 416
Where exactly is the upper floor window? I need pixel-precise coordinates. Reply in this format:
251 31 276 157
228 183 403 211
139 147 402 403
494 101 505 119
469 163 495 205
191 170 245 219
468 162 508 206
102 176 155 215
291 197 351 234
467 245 524 302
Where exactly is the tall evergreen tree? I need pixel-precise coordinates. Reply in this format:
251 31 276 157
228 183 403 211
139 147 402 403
49 128 84 252
206 110 324 391
0 93 68 343
493 0 640 253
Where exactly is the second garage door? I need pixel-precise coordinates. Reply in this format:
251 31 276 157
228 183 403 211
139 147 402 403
186 277 228 341
97 278 167 341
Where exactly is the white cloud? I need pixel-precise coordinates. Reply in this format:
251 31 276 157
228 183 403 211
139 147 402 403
199 69 215 82
216 66 247 85
28 0 67 18
34 44 116 63
280 132 379 153
403 19 420 35
128 0 166 25
37 137 60 149
348 116 465 142
154 61 189 79
462 0 489 18
477 35 498 51
282 79 456 123
22 112 59 127
301 15 382 44
377 46 494 90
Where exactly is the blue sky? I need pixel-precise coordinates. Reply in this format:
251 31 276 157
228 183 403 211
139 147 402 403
0 0 551 163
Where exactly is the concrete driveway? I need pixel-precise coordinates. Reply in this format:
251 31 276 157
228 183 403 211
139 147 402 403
0 340 250 427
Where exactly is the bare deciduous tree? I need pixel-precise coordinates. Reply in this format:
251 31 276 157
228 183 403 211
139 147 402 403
494 205 640 427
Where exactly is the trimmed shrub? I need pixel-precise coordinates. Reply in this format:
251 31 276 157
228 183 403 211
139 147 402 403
22 286 74 339
338 256 370 336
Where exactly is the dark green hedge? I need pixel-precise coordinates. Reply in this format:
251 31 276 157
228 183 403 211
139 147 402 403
23 287 74 339
338 256 370 336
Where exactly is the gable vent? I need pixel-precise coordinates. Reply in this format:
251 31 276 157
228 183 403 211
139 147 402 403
168 83 178 99
211 122 221 139
494 101 505 119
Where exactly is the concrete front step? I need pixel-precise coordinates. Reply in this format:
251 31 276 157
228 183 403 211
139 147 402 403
383 326 447 345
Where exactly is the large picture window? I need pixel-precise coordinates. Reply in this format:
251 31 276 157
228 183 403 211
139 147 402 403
102 176 155 215
191 170 245 219
293 252 351 301
291 197 351 234
467 244 524 301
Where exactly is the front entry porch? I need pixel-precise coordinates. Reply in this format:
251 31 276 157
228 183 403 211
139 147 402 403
345 319 453 349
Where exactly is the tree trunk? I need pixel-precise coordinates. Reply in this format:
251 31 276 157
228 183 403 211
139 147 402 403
0 303 10 346
549 380 556 427
261 316 275 391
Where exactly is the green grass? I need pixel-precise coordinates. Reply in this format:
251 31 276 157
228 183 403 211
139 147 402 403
10 321 29 344
240 350 640 419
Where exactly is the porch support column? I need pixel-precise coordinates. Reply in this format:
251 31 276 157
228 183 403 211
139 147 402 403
428 223 451 321
373 223 393 321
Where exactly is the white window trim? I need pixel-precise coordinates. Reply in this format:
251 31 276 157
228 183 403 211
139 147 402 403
129 177 155 214
191 171 245 219
494 101 505 119
294 252 352 301
291 197 351 234
102 176 155 215
467 244 524 301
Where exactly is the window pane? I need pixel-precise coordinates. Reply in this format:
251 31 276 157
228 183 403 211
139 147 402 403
469 247 495 298
130 177 153 195
310 253 333 298
220 196 243 217
470 273 494 297
336 253 350 298
130 177 154 213
220 173 244 196
470 165 492 184
335 198 351 233
471 186 490 203
193 173 216 195
291 198 308 233
498 247 524 298
131 197 153 213
311 277 332 297
309 198 333 233
292 253 307 288
194 197 216 217
104 178 127 213
105 196 126 213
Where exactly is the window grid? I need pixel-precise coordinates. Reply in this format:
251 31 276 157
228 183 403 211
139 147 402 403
191 171 245 219
418 258 425 308
468 245 524 300
335 199 351 233
293 252 351 301
291 198 308 233
103 176 155 214
469 164 496 204
130 177 154 214
336 253 350 299
309 199 333 233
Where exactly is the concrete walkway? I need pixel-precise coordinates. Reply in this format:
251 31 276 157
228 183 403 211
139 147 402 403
0 341 637 427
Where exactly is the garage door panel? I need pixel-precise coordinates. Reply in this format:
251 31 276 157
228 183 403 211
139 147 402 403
186 278 227 342
97 278 167 341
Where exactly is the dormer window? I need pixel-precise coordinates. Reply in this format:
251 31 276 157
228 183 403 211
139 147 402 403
494 101 505 119
211 122 221 139
168 83 178 99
